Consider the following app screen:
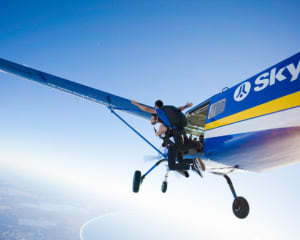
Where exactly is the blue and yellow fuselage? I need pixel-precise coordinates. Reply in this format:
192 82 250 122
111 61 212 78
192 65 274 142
189 52 300 171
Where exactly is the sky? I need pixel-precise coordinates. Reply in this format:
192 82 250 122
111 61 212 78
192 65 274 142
0 0 299 239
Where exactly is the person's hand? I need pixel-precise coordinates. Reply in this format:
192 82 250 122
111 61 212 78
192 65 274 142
131 100 138 105
186 102 193 108
155 132 160 136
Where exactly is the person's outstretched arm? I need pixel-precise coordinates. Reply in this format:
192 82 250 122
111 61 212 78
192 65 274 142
178 102 193 111
131 100 157 114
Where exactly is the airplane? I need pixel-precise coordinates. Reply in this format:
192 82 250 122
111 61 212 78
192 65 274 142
0 52 299 219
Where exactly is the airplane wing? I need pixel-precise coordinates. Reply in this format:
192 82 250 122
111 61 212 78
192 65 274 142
0 58 152 120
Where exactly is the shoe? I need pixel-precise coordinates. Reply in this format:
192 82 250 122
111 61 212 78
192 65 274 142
183 170 189 178
192 158 203 177
176 170 189 178
198 158 206 171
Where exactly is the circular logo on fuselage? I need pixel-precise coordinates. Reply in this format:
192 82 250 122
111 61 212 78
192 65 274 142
233 81 251 101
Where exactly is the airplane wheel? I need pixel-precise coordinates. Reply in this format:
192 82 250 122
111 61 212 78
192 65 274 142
232 196 249 219
161 181 168 193
133 170 142 193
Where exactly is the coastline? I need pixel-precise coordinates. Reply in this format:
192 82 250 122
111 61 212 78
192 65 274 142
79 211 124 240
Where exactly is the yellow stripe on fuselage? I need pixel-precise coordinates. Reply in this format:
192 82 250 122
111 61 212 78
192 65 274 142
205 91 300 130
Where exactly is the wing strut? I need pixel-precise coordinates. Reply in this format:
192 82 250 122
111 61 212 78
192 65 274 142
108 107 166 158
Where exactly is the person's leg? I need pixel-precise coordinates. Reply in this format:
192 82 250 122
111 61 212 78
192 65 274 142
168 145 190 170
167 130 190 171
167 145 177 170
172 129 184 149
177 152 193 165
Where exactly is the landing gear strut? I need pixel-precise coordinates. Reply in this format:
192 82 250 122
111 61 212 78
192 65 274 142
132 159 190 194
132 159 167 193
223 174 250 219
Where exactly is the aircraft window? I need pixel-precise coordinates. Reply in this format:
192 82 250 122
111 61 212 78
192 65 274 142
185 102 210 136
208 98 226 119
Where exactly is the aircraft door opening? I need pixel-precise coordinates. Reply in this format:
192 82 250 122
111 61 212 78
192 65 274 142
185 101 210 136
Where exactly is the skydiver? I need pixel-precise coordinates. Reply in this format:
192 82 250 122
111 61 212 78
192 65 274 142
151 113 191 177
131 99 203 177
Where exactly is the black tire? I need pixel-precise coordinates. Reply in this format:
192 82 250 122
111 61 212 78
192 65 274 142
132 171 142 193
232 196 250 219
161 181 168 193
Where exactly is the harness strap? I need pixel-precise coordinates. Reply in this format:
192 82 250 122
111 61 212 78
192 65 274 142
156 108 171 127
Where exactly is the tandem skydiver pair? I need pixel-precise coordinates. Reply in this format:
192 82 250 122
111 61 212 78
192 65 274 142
131 99 205 177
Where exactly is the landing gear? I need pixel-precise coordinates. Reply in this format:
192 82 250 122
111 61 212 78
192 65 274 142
232 196 249 219
212 171 250 219
161 171 169 193
159 169 189 193
132 170 142 193
132 159 167 193
223 174 250 219
161 181 168 193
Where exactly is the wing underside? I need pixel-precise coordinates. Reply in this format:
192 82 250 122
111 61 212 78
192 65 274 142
0 58 152 120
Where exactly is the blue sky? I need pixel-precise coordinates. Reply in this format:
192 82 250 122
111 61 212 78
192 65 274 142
0 0 299 239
